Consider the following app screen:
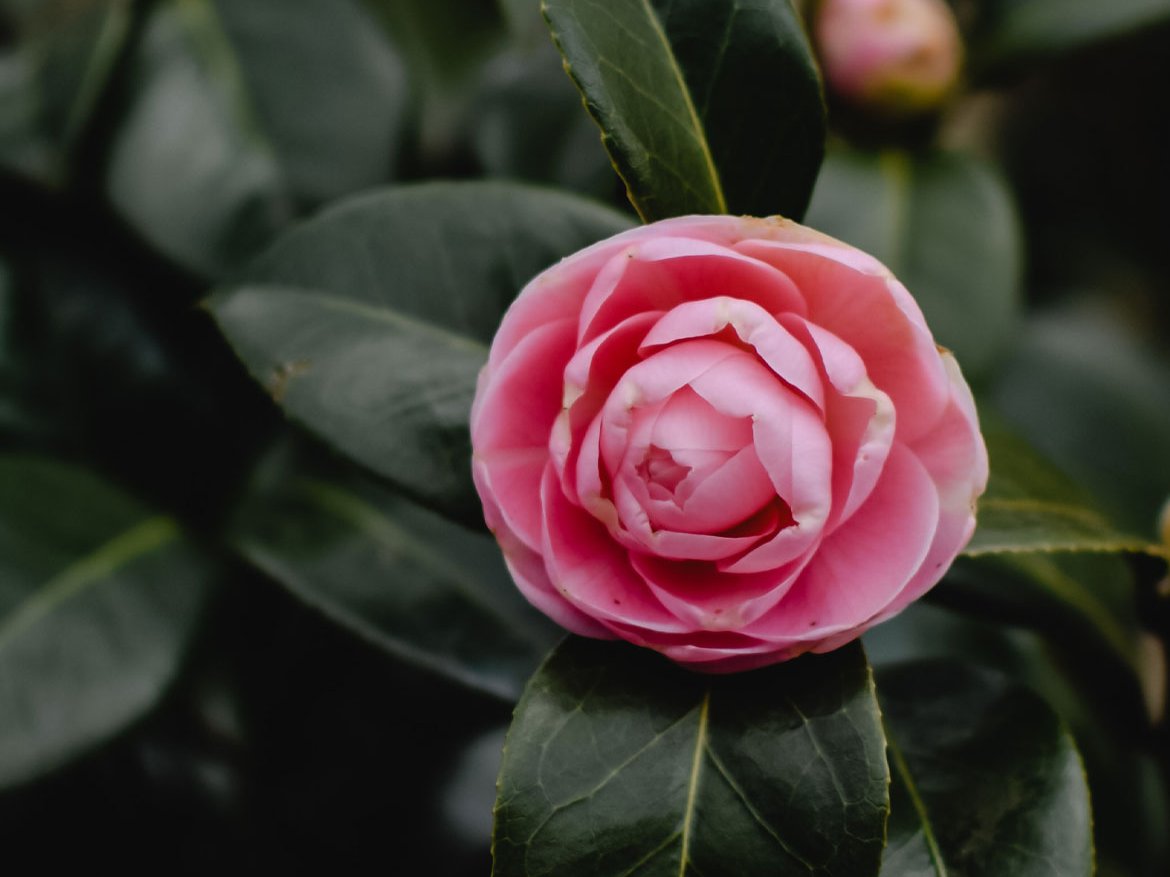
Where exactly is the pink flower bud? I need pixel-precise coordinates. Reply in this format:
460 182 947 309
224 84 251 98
814 0 963 116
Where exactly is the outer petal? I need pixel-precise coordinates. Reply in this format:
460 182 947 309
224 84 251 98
473 460 611 638
868 354 987 621
737 237 950 441
745 442 939 644
472 317 576 550
577 237 807 346
540 466 688 633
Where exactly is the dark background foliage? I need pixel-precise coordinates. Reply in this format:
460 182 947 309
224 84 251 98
1 1 1168 874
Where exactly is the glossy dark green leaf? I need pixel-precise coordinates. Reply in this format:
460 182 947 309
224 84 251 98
879 661 1093 877
494 638 887 877
0 455 211 789
231 446 560 700
0 0 131 181
965 420 1161 557
543 0 825 220
868 605 1167 877
990 303 1170 535
975 0 1170 70
209 181 633 521
106 0 407 277
805 148 1022 380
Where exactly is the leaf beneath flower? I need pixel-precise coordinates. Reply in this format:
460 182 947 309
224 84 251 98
493 638 888 877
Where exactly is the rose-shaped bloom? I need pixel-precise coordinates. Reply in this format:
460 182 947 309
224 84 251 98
814 0 962 116
471 215 987 672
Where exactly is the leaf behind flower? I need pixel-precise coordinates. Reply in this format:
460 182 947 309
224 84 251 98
543 0 825 221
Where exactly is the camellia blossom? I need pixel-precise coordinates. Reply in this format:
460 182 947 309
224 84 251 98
471 215 987 672
814 0 963 116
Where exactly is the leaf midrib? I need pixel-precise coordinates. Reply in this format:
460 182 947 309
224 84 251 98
887 730 949 877
0 516 178 650
221 285 491 358
634 0 727 215
677 689 710 875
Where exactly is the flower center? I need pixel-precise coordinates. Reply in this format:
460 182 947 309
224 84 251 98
636 445 693 505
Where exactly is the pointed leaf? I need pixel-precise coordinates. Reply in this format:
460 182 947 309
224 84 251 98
230 446 560 700
879 661 1093 877
965 421 1163 557
0 455 211 789
106 0 407 276
805 148 1022 380
209 181 633 522
493 638 887 876
543 0 825 220
990 304 1170 535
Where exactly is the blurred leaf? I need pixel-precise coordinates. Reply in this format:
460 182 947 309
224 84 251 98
990 302 1170 536
0 258 27 434
209 181 633 522
497 0 544 43
470 40 616 200
975 0 1170 71
966 421 1163 557
879 661 1093 877
494 638 888 877
361 0 507 161
942 552 1144 683
106 0 407 277
0 455 211 789
805 148 1022 380
543 0 825 220
0 0 132 182
231 446 560 700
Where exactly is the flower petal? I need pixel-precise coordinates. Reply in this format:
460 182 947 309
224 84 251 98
578 237 807 346
639 297 826 409
541 466 687 633
737 239 950 440
745 441 939 644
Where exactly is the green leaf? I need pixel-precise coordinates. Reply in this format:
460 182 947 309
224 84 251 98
230 445 560 700
967 418 1164 557
361 0 507 159
990 303 1170 536
0 455 211 789
209 181 633 521
105 0 407 277
879 661 1093 877
543 0 825 221
975 0 1170 71
493 638 888 876
804 148 1022 380
941 552 1144 683
0 0 132 182
470 41 617 200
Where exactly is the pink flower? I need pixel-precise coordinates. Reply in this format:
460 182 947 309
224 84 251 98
471 215 987 672
814 0 963 116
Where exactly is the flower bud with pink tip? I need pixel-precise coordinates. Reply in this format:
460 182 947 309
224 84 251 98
814 0 963 116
